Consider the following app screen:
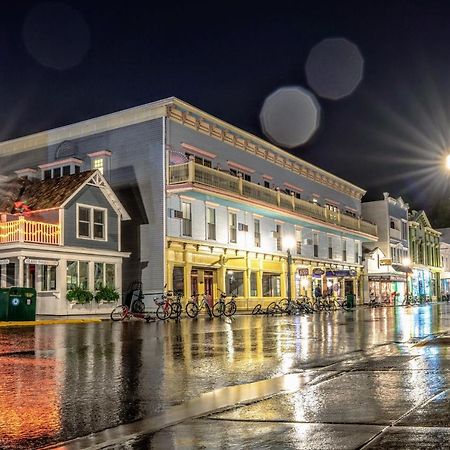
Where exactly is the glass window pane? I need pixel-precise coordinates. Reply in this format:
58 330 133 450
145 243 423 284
94 224 104 239
79 207 90 222
66 261 77 289
79 261 88 289
53 167 61 178
79 222 90 237
6 263 15 287
173 267 184 293
94 262 104 290
105 264 115 287
250 272 257 296
62 165 71 176
94 209 104 224
226 271 243 296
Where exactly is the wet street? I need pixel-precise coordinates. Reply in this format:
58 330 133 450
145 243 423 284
1 304 449 449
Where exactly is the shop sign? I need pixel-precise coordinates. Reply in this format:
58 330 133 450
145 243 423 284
24 258 58 266
312 268 324 276
0 259 9 265
379 259 392 266
326 269 357 277
298 268 309 276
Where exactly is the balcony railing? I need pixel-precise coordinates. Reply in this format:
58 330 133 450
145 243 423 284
168 162 377 237
0 217 61 245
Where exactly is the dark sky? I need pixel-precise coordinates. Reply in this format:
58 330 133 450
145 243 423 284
2 1 450 215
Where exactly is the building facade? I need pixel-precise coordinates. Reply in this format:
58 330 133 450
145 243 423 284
0 170 130 315
409 210 441 300
0 98 377 310
362 193 410 303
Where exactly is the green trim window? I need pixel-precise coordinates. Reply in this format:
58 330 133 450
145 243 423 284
262 273 281 297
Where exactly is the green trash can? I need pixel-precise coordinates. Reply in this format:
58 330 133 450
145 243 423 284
346 293 354 308
0 288 9 321
7 287 37 321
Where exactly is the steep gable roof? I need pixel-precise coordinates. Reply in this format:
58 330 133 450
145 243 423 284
0 170 130 220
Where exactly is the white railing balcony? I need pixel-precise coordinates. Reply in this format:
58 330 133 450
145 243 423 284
168 162 377 238
390 228 402 240
0 217 61 245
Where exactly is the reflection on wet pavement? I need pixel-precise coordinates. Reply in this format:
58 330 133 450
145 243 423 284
0 304 449 449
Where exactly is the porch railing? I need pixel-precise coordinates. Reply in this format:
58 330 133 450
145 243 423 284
168 162 377 237
0 217 61 245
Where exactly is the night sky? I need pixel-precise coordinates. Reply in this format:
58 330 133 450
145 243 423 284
2 1 450 220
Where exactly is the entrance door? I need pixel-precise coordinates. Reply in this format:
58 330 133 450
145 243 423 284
204 270 214 302
344 280 354 296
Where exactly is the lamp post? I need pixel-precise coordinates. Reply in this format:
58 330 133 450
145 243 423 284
282 236 296 302
403 257 411 306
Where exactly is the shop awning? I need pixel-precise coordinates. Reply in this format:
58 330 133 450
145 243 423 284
391 264 413 274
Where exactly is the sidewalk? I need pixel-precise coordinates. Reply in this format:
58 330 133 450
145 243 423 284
0 314 109 327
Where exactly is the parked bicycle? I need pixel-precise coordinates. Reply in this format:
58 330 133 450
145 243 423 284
153 290 176 320
213 290 237 317
185 293 213 318
110 303 155 322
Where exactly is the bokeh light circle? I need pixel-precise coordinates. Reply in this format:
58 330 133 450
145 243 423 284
260 86 321 148
23 2 90 70
305 38 364 100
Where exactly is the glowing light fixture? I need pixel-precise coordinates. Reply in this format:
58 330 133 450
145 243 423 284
282 235 296 251
446 154 450 170
403 257 411 267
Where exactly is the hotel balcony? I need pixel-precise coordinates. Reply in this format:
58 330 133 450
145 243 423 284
168 162 378 238
0 216 61 245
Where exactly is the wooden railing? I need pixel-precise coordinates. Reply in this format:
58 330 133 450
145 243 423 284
0 217 61 245
168 162 378 237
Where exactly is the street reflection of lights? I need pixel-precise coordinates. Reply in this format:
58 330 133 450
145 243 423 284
260 86 321 148
225 323 235 363
306 38 364 100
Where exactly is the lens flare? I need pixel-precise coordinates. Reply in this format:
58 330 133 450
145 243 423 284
260 86 321 148
306 38 364 100
23 2 90 71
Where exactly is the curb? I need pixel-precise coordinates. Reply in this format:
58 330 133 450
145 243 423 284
0 318 102 327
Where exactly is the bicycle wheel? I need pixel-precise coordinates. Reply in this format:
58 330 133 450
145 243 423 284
170 302 182 319
204 302 213 318
156 303 172 320
267 301 277 315
225 301 237 317
111 305 127 321
132 299 145 313
278 298 289 313
212 301 224 317
186 301 199 318
252 304 262 315
341 300 350 311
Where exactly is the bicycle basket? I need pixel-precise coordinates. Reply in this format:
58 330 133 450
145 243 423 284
153 296 166 306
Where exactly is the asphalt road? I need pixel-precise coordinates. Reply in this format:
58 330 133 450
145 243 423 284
0 303 449 449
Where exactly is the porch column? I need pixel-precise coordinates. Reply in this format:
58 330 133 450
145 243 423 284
17 256 25 287
88 261 95 292
166 261 174 291
257 257 263 301
280 258 287 298
115 262 122 297
307 273 313 299
243 253 250 310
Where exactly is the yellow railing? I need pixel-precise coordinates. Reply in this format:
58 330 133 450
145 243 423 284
168 162 377 237
0 217 61 245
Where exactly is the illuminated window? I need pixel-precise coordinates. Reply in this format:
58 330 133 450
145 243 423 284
41 265 57 291
66 261 88 289
92 158 104 174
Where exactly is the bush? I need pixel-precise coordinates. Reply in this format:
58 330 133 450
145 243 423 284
66 286 94 304
94 285 120 303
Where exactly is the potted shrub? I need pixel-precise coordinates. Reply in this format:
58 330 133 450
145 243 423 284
94 285 120 304
67 286 94 305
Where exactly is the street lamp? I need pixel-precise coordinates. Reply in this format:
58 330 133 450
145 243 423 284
446 154 450 170
403 257 411 305
282 235 296 301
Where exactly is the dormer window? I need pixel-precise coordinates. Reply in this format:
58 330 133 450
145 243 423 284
88 150 111 177
39 158 83 180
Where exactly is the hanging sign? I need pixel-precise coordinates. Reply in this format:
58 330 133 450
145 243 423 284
312 268 325 276
298 268 309 276
379 259 392 266
24 258 58 266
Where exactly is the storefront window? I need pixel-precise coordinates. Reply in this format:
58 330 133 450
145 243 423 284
41 265 57 291
250 272 257 296
24 264 36 288
6 263 15 287
173 267 184 293
226 271 244 296
105 264 115 287
94 263 104 289
67 261 89 289
262 273 281 297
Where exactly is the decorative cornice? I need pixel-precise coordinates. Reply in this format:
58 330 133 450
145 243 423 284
166 101 366 200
